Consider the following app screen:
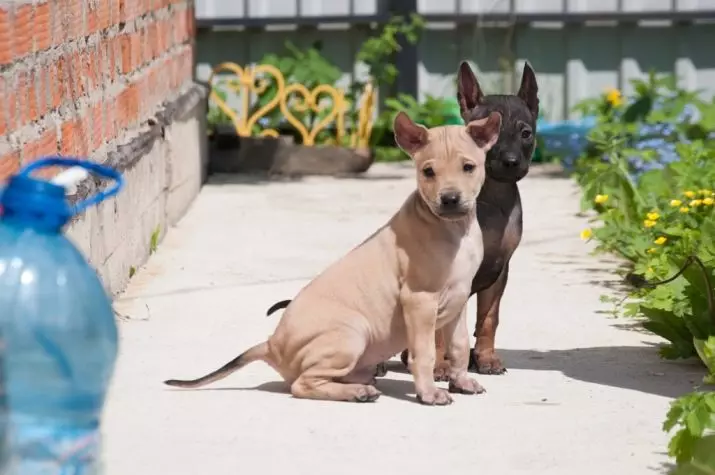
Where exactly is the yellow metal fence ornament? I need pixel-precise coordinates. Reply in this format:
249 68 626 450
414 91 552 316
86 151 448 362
208 62 375 149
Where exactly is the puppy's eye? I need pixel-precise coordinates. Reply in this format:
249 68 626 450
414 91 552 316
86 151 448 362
463 163 476 173
521 129 533 140
422 167 435 178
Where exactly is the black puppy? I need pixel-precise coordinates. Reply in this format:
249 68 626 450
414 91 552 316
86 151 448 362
266 61 538 378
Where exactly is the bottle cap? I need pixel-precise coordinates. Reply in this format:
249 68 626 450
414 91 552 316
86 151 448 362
0 174 71 231
0 157 124 232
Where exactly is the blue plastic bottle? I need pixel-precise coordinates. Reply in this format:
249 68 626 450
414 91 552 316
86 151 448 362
0 157 124 474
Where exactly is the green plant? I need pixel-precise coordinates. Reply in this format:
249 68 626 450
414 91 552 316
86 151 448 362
384 93 460 129
149 227 160 255
259 40 343 136
664 391 715 469
207 84 234 131
355 13 425 93
568 72 715 471
350 13 425 149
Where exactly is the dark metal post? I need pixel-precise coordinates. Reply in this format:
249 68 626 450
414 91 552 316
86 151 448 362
387 0 419 99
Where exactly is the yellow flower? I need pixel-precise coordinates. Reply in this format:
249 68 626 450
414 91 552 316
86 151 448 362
684 190 696 198
647 248 657 255
594 194 609 204
680 207 690 213
700 189 712 196
654 236 667 245
646 212 660 221
704 197 714 206
670 199 682 207
643 219 657 228
690 199 703 207
580 228 593 240
605 88 623 107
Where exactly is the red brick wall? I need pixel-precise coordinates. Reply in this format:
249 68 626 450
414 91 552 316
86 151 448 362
0 0 195 182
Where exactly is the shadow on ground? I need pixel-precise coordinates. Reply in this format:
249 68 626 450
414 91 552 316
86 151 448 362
494 346 706 398
386 344 706 399
177 344 707 403
180 377 420 404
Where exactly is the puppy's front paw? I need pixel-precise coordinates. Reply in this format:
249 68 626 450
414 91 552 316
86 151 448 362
416 387 453 406
432 360 451 382
448 375 485 395
469 350 507 375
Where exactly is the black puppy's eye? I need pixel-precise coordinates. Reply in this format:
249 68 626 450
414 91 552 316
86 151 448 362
521 129 533 140
463 163 476 173
422 167 435 178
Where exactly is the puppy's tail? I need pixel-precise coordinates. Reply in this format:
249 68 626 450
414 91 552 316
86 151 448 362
266 299 291 316
164 341 269 389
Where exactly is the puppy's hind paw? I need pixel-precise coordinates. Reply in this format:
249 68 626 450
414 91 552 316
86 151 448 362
432 360 451 382
417 387 453 406
469 351 507 375
448 376 485 395
352 385 382 403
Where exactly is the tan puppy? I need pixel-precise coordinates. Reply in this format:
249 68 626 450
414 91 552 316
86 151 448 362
164 111 502 405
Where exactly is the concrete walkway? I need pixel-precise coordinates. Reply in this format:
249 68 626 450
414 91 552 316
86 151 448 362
105 162 705 475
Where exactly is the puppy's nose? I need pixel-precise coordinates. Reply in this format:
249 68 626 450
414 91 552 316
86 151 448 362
439 191 461 208
502 155 520 168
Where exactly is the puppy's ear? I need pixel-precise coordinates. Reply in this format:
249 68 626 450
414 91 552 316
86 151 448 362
393 111 428 156
517 61 539 117
456 61 484 116
467 111 502 152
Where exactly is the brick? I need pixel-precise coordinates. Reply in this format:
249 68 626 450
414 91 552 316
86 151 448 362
99 37 115 83
0 151 20 183
63 0 84 41
119 0 139 22
86 1 98 34
0 77 7 136
91 102 104 149
110 0 120 25
97 0 111 30
16 69 40 127
156 18 169 54
69 51 86 97
105 96 117 141
60 119 79 156
119 31 143 74
50 58 66 109
81 46 100 93
116 84 139 130
147 23 158 61
51 0 67 46
14 5 33 58
0 8 11 65
23 127 58 164
6 79 17 133
187 6 195 38
37 66 50 117
35 2 52 52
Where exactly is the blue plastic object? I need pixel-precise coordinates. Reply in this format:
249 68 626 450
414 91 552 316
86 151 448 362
536 115 597 170
0 157 124 473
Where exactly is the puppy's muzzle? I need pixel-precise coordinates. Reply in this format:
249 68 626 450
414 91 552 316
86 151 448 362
501 153 521 169
438 190 469 217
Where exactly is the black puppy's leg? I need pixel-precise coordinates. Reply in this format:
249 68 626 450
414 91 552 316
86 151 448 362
471 263 509 375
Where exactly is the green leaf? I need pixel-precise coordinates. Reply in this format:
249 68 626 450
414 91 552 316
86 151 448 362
672 435 715 475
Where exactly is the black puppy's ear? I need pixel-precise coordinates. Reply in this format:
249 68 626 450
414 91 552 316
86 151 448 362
517 61 539 117
456 61 484 116
393 111 428 156
467 111 502 152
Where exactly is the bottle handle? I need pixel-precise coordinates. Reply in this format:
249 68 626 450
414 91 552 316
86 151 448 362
18 157 124 215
